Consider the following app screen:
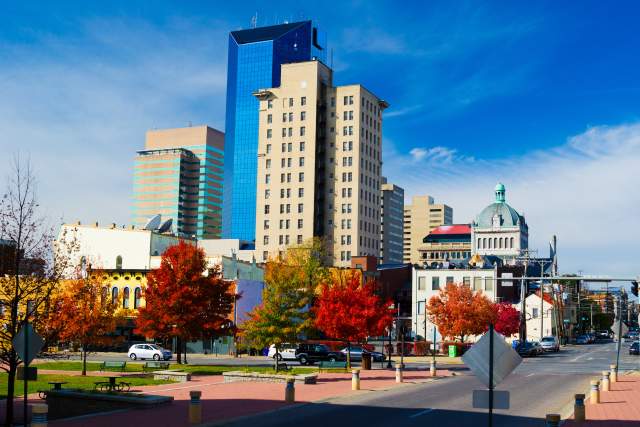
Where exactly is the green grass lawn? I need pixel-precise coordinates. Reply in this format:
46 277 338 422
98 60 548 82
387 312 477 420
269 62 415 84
0 373 172 398
32 361 337 376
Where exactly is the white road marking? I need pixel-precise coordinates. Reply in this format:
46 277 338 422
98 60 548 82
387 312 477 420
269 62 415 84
409 408 434 418
526 373 535 377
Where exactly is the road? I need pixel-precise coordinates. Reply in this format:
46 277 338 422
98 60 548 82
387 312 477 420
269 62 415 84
219 342 639 427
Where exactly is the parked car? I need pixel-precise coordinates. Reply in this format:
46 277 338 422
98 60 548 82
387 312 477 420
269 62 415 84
296 343 345 365
531 341 545 355
515 342 539 357
576 335 590 344
540 336 560 352
267 344 298 361
630 341 640 355
587 333 597 343
596 330 611 340
340 346 385 362
128 344 172 361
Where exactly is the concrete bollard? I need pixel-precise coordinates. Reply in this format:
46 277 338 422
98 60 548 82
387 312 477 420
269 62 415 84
601 370 610 392
610 364 617 383
285 379 295 403
545 413 561 427
31 403 48 427
396 366 403 383
352 369 360 390
590 380 600 404
189 390 202 425
430 360 437 377
574 394 585 422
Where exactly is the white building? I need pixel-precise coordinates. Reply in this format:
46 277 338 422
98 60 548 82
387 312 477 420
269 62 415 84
411 267 498 340
471 183 528 261
520 291 555 341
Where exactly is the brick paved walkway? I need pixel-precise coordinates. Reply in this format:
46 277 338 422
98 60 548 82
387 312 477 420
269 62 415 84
564 373 640 426
50 368 452 427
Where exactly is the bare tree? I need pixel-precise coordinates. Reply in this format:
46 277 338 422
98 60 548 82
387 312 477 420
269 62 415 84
0 156 76 426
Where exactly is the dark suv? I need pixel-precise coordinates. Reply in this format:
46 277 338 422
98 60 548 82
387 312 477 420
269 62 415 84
296 343 345 365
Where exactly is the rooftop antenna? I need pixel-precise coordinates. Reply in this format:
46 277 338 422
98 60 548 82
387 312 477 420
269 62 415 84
251 12 258 29
330 48 334 69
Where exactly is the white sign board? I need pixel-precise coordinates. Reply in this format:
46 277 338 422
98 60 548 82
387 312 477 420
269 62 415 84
612 321 629 338
12 323 45 365
462 329 522 388
501 273 513 287
473 390 510 409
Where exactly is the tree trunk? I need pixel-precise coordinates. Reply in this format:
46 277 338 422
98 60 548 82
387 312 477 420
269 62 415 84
176 337 182 364
346 341 351 369
5 357 17 426
183 340 188 364
82 345 88 376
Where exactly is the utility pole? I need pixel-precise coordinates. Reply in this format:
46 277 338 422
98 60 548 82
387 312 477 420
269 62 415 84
590 304 593 332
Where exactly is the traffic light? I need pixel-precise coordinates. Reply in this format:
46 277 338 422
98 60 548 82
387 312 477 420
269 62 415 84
631 281 638 297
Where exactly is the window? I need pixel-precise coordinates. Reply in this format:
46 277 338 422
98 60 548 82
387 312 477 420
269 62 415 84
287 142 292 152
265 159 271 169
263 236 269 245
297 219 303 228
134 287 141 309
281 143 286 152
298 203 303 213
281 128 286 137
299 172 304 182
266 144 271 154
116 255 122 270
417 300 425 315
264 220 270 230
349 95 354 105
473 277 482 291
300 141 305 151
343 95 348 105
282 113 287 122
510 237 515 248
267 100 273 109
298 188 304 197
123 287 130 309
289 112 293 122
331 97 335 107
300 111 306 121
463 277 470 286
301 96 306 106
446 276 454 285
265 189 270 199
267 114 272 124
299 157 305 167
300 127 305 136
111 287 119 305
297 235 303 244
267 129 272 139
418 277 426 291
289 98 294 107
264 204 270 214
432 276 440 290
532 308 539 318
485 277 494 291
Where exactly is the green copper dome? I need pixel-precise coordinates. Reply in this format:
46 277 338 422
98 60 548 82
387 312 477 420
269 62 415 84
475 183 524 228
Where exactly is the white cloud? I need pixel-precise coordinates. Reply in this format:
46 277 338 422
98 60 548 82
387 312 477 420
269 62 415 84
0 18 229 227
384 123 640 277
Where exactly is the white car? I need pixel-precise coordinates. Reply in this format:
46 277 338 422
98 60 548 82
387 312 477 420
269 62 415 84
267 344 297 361
128 344 172 361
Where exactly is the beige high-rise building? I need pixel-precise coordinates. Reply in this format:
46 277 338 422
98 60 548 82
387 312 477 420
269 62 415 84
253 60 387 266
403 196 453 264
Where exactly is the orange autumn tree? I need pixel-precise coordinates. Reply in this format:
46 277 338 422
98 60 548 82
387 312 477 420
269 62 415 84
314 276 393 368
135 241 237 364
48 270 121 375
427 282 496 342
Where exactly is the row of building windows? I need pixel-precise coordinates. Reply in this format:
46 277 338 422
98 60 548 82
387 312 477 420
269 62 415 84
265 141 306 154
262 218 304 232
106 286 142 309
264 187 304 199
417 276 495 292
266 97 307 109
264 172 304 184
265 157 306 169
478 236 515 250
262 234 305 246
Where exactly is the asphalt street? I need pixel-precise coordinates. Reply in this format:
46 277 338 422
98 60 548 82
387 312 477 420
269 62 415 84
219 342 639 427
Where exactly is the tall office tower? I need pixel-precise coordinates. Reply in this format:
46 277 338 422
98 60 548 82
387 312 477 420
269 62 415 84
132 126 224 239
380 177 404 264
403 195 453 264
253 60 387 267
223 21 327 242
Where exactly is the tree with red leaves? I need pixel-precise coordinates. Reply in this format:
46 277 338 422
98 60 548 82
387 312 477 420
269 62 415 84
427 283 495 342
47 271 121 375
314 276 393 367
135 241 237 363
493 303 520 336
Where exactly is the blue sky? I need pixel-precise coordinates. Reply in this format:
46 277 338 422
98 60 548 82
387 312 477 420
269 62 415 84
1 1 639 277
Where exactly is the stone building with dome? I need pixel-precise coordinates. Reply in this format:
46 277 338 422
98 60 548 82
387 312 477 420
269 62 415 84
471 183 528 261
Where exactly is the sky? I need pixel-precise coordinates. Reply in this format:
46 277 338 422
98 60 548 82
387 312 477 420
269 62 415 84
1 1 639 278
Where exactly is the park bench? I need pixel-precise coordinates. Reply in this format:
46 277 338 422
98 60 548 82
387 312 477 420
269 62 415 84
318 361 348 372
143 361 170 372
99 361 127 372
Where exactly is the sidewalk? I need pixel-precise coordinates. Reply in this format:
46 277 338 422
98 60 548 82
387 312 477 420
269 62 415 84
564 373 640 426
50 368 453 427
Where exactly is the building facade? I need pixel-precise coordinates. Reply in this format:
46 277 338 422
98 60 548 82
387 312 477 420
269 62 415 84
253 60 386 266
403 196 452 264
132 126 224 239
380 177 404 264
223 21 327 242
418 224 472 266
471 183 528 260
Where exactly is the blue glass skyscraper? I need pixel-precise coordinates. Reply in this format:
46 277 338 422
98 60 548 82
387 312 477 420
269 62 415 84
222 21 326 242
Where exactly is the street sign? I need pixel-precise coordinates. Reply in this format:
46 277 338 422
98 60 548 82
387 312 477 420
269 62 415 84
473 390 510 409
12 323 44 365
612 321 629 338
462 329 522 388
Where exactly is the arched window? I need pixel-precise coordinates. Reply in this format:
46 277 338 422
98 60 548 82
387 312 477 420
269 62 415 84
101 286 108 304
499 238 503 249
488 238 492 249
493 237 497 248
510 237 515 248
123 287 130 309
111 287 119 305
482 238 486 249
477 238 481 249
116 255 123 270
134 287 142 309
